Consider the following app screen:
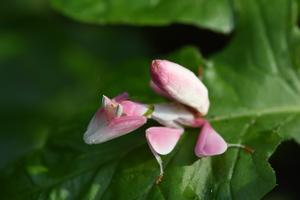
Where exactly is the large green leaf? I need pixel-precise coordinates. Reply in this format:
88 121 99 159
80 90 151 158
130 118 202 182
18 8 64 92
1 0 300 199
51 0 234 33
0 47 283 199
206 0 300 143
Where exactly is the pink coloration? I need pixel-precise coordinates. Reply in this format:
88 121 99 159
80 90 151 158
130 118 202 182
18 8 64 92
194 121 228 157
121 100 148 117
84 60 234 179
113 92 129 102
150 60 210 115
151 102 206 129
150 81 171 99
146 127 183 155
108 116 147 135
151 103 195 128
79 58 254 184
186 118 206 128
83 94 148 144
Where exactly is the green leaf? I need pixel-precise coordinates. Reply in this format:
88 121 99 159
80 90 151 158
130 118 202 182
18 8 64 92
50 0 234 33
205 0 300 143
0 104 282 200
1 0 300 199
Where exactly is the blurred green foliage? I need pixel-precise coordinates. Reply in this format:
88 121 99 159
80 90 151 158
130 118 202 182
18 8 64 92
0 0 157 168
51 0 233 33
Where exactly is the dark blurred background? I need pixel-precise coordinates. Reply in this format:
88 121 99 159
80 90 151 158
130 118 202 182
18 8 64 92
0 1 299 199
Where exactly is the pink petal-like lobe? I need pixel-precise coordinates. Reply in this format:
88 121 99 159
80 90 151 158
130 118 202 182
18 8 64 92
108 115 147 134
151 60 209 115
121 100 148 116
84 114 146 144
146 127 183 155
150 81 171 98
194 122 227 157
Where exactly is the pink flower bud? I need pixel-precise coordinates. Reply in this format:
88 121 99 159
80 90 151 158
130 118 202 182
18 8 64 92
83 94 148 144
194 121 227 157
150 60 209 115
146 127 183 155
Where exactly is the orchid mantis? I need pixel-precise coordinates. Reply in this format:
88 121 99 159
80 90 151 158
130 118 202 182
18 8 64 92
83 59 252 183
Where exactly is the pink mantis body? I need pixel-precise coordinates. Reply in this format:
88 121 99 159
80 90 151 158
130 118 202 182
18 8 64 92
83 59 250 182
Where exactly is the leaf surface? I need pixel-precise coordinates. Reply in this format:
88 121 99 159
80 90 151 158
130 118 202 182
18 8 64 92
51 0 234 33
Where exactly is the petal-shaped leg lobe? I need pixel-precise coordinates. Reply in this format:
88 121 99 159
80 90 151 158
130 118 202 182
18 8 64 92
146 127 183 155
194 122 227 157
84 115 146 144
